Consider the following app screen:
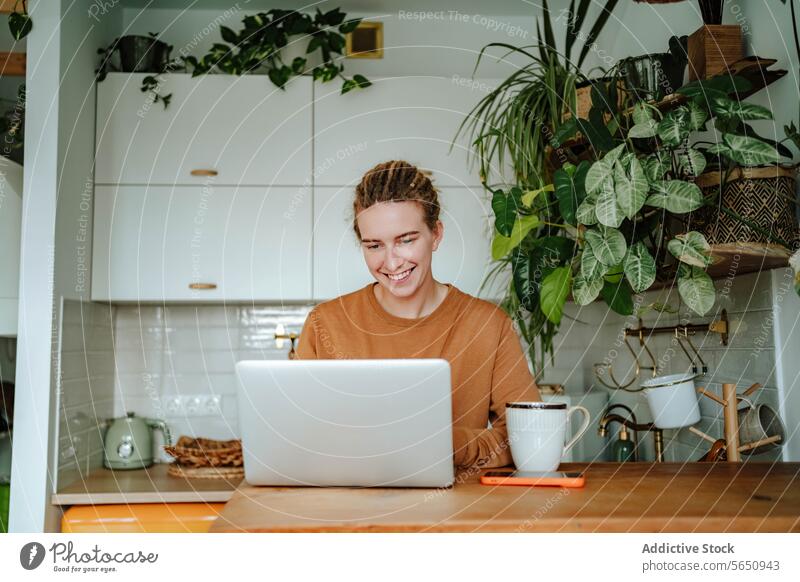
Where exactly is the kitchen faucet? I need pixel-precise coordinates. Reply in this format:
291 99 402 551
598 413 665 462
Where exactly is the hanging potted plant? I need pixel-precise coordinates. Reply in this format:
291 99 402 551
96 33 179 108
673 76 799 253
617 35 688 102
95 8 371 110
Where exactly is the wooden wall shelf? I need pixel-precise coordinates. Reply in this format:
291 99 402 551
0 0 17 14
0 52 26 76
706 242 792 278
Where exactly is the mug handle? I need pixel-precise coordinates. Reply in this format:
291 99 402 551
564 406 591 453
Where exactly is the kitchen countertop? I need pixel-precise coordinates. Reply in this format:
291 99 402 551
52 464 242 505
210 462 800 532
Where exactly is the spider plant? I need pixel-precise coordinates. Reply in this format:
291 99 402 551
457 0 620 190
458 0 620 375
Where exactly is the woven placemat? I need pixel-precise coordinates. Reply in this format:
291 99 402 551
167 464 244 480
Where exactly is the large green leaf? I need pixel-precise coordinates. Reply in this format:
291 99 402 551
677 75 752 99
577 115 615 152
600 279 634 315
677 264 715 316
536 236 577 264
491 187 522 236
572 272 604 306
580 242 609 281
8 11 32 40
521 184 554 207
677 148 707 177
594 178 624 228
720 133 780 166
585 144 625 194
491 213 540 260
554 118 580 145
686 100 708 131
632 102 653 125
540 267 572 324
646 180 704 213
615 156 648 218
657 113 689 146
711 97 773 121
641 154 670 183
576 194 599 225
667 231 712 267
554 161 589 225
511 247 537 311
623 242 656 293
585 226 627 266
512 237 575 311
629 120 658 138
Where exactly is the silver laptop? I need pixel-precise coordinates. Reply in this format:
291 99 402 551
235 359 455 487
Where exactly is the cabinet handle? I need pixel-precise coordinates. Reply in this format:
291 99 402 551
190 169 218 177
188 283 217 290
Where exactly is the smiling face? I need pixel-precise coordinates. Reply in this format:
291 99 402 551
356 200 443 299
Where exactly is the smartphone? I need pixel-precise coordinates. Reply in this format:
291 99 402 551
480 470 585 487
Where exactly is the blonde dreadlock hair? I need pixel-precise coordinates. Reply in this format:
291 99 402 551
352 160 440 238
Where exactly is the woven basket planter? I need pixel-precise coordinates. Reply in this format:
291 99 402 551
694 166 799 247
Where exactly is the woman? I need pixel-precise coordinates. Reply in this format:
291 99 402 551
296 160 541 470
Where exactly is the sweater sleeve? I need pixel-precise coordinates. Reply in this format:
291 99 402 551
294 308 319 360
452 312 541 469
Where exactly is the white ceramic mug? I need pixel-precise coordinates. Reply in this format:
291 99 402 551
506 402 591 472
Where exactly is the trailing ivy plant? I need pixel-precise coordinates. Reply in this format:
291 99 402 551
181 8 370 94
96 8 370 110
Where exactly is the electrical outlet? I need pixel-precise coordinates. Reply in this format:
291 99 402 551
163 396 182 415
164 394 223 417
204 395 222 415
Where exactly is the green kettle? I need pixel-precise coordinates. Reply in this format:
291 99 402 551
103 412 172 470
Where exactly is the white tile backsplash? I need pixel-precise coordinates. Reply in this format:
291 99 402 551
56 300 116 490
110 303 311 456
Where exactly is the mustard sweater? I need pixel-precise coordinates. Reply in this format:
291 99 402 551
295 283 541 469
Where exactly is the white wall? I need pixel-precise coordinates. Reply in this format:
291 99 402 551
10 0 121 532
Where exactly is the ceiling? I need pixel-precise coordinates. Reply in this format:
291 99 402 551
120 0 550 17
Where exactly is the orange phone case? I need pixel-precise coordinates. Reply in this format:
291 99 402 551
479 471 586 488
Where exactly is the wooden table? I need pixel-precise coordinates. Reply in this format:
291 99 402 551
210 462 800 532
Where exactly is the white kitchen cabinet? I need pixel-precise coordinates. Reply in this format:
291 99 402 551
313 76 504 187
0 156 22 335
95 73 312 186
312 186 505 301
92 185 312 301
